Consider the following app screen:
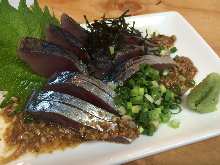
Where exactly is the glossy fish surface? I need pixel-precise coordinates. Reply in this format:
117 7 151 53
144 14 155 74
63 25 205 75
61 14 88 44
26 91 139 143
18 37 87 77
114 45 144 65
45 71 118 115
114 55 177 82
46 25 90 62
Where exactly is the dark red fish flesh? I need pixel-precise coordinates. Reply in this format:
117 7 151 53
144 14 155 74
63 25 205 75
113 55 177 82
25 91 139 143
18 37 87 77
45 71 118 115
46 24 90 62
61 13 88 44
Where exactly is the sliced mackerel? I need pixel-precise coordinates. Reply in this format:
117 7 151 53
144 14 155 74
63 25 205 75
25 91 138 143
45 71 118 115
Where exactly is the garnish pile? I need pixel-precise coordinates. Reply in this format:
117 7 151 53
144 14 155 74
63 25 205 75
85 10 141 57
114 64 182 135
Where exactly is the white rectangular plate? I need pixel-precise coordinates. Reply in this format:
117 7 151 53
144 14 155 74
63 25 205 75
6 1 220 165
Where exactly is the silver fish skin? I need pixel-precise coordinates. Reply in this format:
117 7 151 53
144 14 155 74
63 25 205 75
48 71 115 97
114 55 177 82
26 91 115 125
46 24 90 62
18 37 87 77
25 91 139 143
45 71 118 115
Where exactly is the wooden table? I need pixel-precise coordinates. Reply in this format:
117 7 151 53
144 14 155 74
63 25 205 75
39 1 220 164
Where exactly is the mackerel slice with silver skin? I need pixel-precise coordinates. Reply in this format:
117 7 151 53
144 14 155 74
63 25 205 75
45 71 118 115
18 37 87 77
113 45 144 65
113 55 177 82
25 91 139 143
61 14 88 44
46 24 90 62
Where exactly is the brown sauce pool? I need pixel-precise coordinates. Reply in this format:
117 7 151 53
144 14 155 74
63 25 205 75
160 56 198 94
0 106 82 165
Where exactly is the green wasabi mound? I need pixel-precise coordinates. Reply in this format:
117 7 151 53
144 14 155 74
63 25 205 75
187 73 220 113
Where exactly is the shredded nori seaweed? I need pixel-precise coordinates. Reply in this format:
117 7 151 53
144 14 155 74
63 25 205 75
84 10 142 58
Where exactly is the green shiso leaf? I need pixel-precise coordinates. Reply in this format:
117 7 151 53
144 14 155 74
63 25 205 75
0 0 59 111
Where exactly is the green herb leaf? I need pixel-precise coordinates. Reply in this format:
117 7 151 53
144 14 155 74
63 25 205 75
0 0 59 111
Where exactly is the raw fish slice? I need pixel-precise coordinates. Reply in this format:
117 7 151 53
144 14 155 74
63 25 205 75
46 25 90 62
114 45 144 65
26 91 139 143
45 71 118 115
114 55 177 82
18 37 87 77
61 13 88 44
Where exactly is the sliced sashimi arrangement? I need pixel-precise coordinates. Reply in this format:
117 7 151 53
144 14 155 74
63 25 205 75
0 1 219 164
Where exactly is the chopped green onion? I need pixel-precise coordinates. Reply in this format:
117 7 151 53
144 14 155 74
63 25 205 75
143 121 159 136
150 120 160 129
151 81 159 87
118 106 126 115
162 69 169 76
151 87 161 100
132 105 141 113
130 86 139 96
128 79 135 87
160 84 166 93
144 88 148 94
160 47 170 56
144 94 154 103
127 102 132 110
130 86 145 96
118 81 123 86
138 111 149 124
142 102 149 112
131 96 143 104
139 126 144 133
160 112 171 123
148 108 161 121
164 90 174 101
109 45 115 55
155 98 162 105
188 79 196 86
139 88 145 96
176 97 182 104
170 47 177 53
114 64 182 136
168 119 180 128
159 45 165 52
